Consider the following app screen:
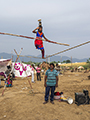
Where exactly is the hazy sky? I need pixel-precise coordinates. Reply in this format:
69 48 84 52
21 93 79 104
0 0 90 59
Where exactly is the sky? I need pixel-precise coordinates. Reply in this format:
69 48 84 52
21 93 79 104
0 0 90 59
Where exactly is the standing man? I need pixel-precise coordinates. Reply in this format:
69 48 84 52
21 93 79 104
31 64 35 83
43 63 58 104
36 65 41 81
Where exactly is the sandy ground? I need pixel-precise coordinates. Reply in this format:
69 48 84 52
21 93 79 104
0 71 90 120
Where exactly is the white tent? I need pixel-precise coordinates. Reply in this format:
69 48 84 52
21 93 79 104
0 59 12 73
0 59 12 85
12 62 32 77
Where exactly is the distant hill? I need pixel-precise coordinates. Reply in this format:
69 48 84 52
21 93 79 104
0 52 89 63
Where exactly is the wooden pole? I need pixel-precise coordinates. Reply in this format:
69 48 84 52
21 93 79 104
2 48 23 96
71 56 72 67
0 32 69 46
14 49 33 90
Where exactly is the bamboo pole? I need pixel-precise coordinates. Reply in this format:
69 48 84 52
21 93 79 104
14 49 33 91
2 48 23 96
0 32 69 46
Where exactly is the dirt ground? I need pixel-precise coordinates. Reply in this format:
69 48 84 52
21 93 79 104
0 71 90 120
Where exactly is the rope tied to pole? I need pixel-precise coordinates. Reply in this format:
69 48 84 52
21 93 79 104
46 40 90 58
18 40 90 59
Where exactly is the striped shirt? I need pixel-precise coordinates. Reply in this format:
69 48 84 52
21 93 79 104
45 69 58 86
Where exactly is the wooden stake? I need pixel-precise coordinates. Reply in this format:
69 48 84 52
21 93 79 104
14 49 33 90
2 48 23 96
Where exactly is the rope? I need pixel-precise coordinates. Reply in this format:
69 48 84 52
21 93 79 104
0 32 69 46
17 41 90 59
19 55 43 59
46 40 90 58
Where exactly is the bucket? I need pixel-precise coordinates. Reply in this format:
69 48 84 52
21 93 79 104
54 95 61 100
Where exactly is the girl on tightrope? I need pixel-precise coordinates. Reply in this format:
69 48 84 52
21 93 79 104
32 19 49 59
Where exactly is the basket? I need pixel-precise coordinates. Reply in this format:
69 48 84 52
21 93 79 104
54 95 61 100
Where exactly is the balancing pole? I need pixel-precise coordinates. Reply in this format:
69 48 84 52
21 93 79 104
0 32 69 46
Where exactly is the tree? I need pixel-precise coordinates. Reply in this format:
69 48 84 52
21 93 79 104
62 60 66 63
86 58 90 63
66 60 71 63
51 61 57 64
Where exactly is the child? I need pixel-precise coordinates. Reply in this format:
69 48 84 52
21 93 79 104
32 19 49 59
6 74 12 87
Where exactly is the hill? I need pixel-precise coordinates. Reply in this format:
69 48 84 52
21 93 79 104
0 52 89 63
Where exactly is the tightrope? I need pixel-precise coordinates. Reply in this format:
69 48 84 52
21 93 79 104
18 41 90 59
19 55 43 59
46 40 90 58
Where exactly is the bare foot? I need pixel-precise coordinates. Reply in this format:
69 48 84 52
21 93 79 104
42 57 45 59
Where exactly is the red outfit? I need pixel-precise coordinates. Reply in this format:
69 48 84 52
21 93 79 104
34 31 44 58
35 37 44 49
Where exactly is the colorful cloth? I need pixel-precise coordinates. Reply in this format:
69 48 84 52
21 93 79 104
6 78 12 87
45 69 58 86
12 62 32 77
35 31 44 50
